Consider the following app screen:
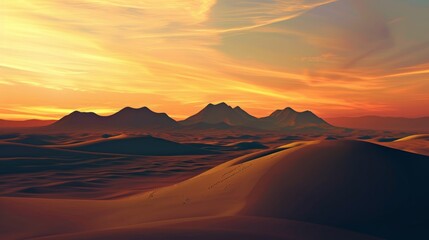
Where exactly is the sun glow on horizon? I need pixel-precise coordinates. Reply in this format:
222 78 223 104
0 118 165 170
1 0 429 120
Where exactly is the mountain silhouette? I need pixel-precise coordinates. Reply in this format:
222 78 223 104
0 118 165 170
181 103 331 130
48 103 331 132
49 107 178 131
260 107 331 129
180 102 257 126
108 107 177 129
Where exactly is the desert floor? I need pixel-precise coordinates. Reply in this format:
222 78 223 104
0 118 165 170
1 130 428 239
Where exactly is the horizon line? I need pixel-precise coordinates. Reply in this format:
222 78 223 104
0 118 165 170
1 101 429 122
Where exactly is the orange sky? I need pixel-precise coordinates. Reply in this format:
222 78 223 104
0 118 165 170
1 0 428 120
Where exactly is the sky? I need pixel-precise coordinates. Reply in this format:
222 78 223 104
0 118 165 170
1 0 429 120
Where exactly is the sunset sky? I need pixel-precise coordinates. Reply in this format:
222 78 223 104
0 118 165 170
1 0 428 120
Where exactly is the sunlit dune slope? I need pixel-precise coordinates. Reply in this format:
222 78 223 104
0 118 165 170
394 134 429 142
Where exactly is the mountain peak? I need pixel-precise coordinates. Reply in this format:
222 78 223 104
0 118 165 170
216 102 228 106
302 110 315 115
68 111 100 118
263 107 330 129
269 108 290 117
206 102 231 109
269 107 297 117
283 107 296 112
116 106 152 115
49 106 177 131
182 103 256 126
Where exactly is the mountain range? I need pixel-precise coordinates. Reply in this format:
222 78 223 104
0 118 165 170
181 103 331 130
50 107 178 131
47 102 331 132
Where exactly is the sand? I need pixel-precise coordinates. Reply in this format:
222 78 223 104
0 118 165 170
373 134 429 156
1 140 428 239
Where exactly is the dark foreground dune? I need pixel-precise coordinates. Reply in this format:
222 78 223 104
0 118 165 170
1 140 428 240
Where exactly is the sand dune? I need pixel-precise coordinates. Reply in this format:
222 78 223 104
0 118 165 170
242 140 429 238
1 140 427 239
0 142 121 175
0 142 103 159
63 135 214 156
374 134 429 156
225 141 268 150
0 148 224 199
394 134 429 142
6 134 72 145
33 216 380 240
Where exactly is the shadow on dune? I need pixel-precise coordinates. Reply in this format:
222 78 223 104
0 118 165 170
357 135 374 140
187 141 268 152
226 141 268 150
8 135 53 145
65 136 215 156
0 133 20 140
278 135 304 141
223 135 261 140
377 137 399 142
243 140 429 239
0 143 102 159
0 143 128 174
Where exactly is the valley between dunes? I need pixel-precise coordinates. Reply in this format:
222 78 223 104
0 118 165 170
1 139 428 240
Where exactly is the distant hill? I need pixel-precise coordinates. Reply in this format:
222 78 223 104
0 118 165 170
326 116 429 133
258 107 332 130
0 119 55 128
181 102 258 126
181 103 331 131
49 107 178 131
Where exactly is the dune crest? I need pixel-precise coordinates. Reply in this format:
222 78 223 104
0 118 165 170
394 134 429 142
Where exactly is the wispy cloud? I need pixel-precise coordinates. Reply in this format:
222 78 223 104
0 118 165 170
0 0 428 119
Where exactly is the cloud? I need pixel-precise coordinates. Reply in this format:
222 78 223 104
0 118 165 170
205 0 337 33
0 0 428 119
